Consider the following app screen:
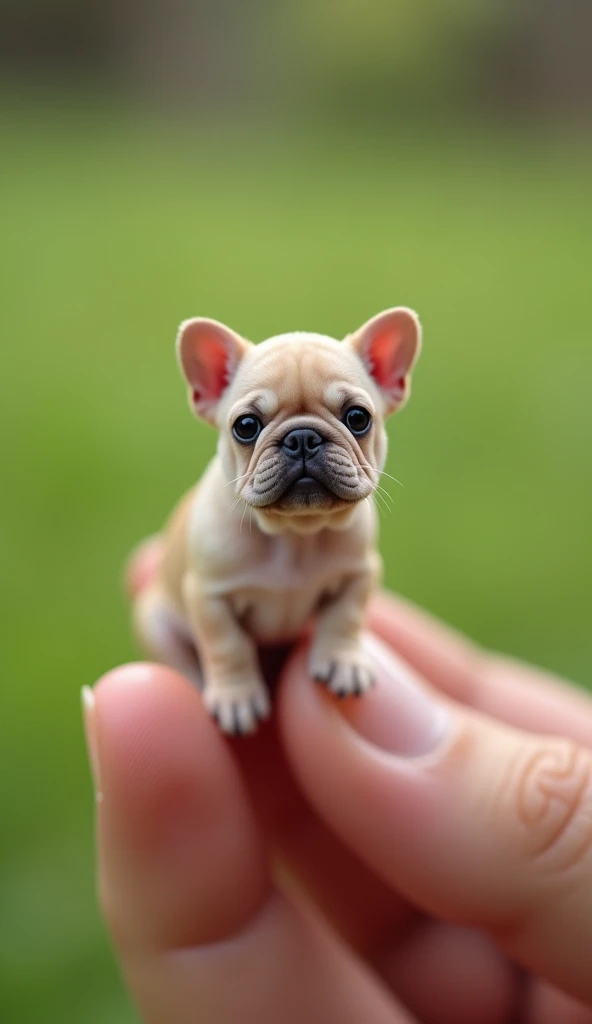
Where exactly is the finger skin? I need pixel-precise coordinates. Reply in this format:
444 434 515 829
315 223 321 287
88 664 410 1024
368 592 592 746
280 650 592 1006
525 981 592 1024
376 921 518 1024
126 898 414 1024
233 712 414 953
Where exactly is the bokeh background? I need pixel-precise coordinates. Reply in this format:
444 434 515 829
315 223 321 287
1 1 591 1021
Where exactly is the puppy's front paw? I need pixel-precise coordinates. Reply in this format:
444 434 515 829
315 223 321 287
202 678 271 735
311 648 375 698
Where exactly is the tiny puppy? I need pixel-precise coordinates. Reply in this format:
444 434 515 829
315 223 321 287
133 308 421 734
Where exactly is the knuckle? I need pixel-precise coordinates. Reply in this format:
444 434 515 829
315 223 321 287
503 737 592 873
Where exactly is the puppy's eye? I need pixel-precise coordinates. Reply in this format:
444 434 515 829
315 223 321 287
344 406 372 436
232 414 263 444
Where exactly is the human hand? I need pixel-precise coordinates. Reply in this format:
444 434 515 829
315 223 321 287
82 538 592 1023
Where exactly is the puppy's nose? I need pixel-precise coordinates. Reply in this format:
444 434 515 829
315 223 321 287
282 428 324 460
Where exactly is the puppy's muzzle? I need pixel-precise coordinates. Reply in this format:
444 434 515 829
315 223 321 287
282 428 324 461
245 421 371 512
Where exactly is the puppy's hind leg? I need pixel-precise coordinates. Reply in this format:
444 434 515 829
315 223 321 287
132 584 202 688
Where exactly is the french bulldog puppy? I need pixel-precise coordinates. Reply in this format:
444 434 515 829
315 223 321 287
133 308 421 734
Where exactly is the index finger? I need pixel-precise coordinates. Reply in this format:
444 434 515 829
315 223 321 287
87 664 408 1024
368 592 592 748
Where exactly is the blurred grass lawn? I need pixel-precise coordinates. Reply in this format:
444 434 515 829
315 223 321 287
1 106 591 1022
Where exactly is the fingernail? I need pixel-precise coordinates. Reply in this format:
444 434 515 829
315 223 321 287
340 633 451 757
81 686 103 802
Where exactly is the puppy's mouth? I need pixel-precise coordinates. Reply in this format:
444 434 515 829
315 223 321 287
277 474 335 510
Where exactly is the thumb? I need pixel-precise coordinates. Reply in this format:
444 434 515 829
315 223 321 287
279 634 592 1006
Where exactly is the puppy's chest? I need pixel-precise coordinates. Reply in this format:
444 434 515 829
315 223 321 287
220 535 359 643
256 535 337 586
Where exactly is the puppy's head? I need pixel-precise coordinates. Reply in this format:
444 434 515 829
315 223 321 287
177 309 421 534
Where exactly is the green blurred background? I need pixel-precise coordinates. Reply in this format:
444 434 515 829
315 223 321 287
1 1 591 1021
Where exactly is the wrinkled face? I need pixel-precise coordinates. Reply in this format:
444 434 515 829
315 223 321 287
176 309 421 533
220 338 385 526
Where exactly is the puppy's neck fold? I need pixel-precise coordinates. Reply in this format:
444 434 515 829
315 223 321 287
253 506 360 536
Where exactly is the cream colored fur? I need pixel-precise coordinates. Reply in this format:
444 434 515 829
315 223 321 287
133 309 421 734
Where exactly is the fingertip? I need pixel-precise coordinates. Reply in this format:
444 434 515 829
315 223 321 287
91 661 270 952
93 661 189 712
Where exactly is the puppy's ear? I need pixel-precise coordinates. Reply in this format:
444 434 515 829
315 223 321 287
346 307 422 415
176 318 250 422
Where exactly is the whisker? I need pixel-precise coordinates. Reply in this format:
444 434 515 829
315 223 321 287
379 470 404 488
378 493 393 516
358 464 394 508
359 461 404 489
371 489 390 515
373 492 392 516
224 471 252 488
240 501 249 534
374 483 394 508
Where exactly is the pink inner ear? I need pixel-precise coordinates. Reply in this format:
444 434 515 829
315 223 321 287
368 329 410 394
352 307 419 412
370 330 398 390
178 317 247 419
179 323 234 407
196 331 230 401
362 313 417 401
